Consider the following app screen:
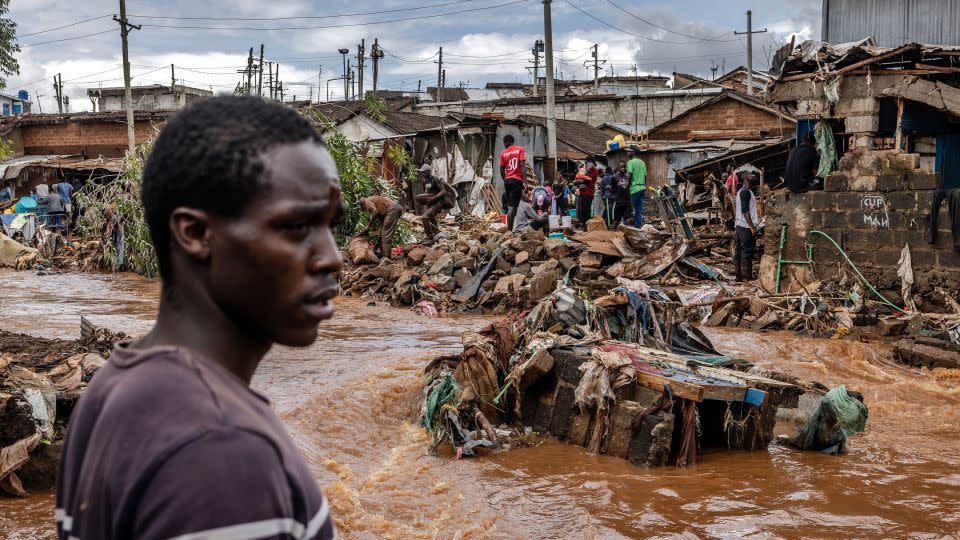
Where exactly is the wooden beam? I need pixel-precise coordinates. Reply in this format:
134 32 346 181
895 97 905 150
781 43 922 82
634 370 704 402
915 63 960 74
852 68 960 76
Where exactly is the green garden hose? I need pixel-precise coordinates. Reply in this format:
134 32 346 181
809 230 907 314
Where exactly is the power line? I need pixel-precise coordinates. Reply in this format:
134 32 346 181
17 15 113 38
604 0 736 42
20 29 114 48
128 0 472 20
138 0 531 31
562 0 736 45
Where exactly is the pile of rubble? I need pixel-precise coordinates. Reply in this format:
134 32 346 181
0 320 122 497
417 278 863 466
339 216 738 315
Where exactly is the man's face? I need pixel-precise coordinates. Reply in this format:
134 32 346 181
207 141 343 347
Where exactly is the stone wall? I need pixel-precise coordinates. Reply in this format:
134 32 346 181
764 149 960 301
414 92 716 128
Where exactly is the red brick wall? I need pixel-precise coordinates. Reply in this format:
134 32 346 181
21 120 164 157
649 99 791 140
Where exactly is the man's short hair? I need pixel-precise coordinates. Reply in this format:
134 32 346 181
804 131 816 145
503 134 514 147
142 95 323 281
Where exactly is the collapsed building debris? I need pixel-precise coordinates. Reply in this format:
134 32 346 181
0 319 121 497
418 279 865 467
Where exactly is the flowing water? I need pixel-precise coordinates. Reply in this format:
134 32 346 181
1 269 958 538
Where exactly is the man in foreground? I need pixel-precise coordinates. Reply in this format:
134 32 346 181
499 134 526 230
358 194 402 257
626 147 647 226
734 173 760 281
56 96 339 540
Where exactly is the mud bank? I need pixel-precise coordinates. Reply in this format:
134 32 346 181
1 270 959 538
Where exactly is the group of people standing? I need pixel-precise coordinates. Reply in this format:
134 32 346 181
498 136 649 233
1 180 75 232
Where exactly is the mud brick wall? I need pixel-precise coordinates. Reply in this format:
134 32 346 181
22 120 162 158
649 99 791 141
764 153 960 300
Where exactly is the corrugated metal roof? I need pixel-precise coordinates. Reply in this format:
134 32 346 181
0 154 72 180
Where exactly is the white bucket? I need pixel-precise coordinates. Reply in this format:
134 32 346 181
561 215 573 228
548 215 561 229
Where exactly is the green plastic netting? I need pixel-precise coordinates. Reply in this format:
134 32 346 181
797 385 868 452
422 374 460 433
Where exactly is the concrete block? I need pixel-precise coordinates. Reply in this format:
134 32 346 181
939 251 960 269
845 115 879 133
849 176 878 192
809 191 837 211
877 174 905 192
821 212 849 228
566 411 592 447
887 192 918 211
837 192 864 209
875 248 903 267
907 172 940 191
919 155 937 172
911 247 937 268
627 412 674 468
837 97 880 116
824 173 849 192
554 349 588 385
532 402 554 434
797 99 827 116
548 384 576 439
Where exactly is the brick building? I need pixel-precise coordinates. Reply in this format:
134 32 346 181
647 91 795 141
0 110 173 157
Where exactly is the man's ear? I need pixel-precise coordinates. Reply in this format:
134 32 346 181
169 207 211 263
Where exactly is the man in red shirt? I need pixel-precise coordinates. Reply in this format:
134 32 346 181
499 134 527 230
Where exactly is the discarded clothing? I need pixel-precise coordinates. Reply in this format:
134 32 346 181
793 386 868 454
929 188 960 252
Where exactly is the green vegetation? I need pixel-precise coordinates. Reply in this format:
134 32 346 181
0 1 19 89
363 93 386 123
75 141 160 278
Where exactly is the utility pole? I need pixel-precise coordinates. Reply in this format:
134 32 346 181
275 64 279 99
436 47 443 102
371 39 384 96
543 0 557 184
247 48 254 95
257 44 264 96
338 48 350 101
734 10 767 96
317 66 322 103
631 64 639 135
356 39 366 98
114 0 141 154
586 44 605 93
170 64 177 107
531 39 543 96
53 74 62 113
267 62 274 100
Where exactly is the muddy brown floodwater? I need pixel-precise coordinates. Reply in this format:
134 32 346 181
1 269 959 538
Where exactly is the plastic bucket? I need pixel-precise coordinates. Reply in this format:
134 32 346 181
548 215 561 229
561 215 573 228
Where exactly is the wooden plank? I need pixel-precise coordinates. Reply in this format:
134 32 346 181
781 43 921 82
895 97 905 151
914 63 960 74
700 384 748 402
634 370 704 402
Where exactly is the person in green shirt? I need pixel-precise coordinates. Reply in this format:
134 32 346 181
626 147 647 226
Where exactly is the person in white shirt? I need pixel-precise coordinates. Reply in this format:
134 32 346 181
734 174 759 281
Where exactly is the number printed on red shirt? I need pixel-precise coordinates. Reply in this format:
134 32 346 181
499 145 526 180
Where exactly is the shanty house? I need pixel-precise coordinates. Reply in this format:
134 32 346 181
766 39 960 298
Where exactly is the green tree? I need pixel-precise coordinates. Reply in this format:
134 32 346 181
0 1 20 89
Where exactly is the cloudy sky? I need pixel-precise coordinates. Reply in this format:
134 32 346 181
5 0 821 113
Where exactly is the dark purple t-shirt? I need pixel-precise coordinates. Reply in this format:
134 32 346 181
55 342 335 540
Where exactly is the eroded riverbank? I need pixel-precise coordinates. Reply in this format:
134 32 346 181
1 270 958 538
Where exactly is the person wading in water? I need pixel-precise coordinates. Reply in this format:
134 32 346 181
56 96 340 540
